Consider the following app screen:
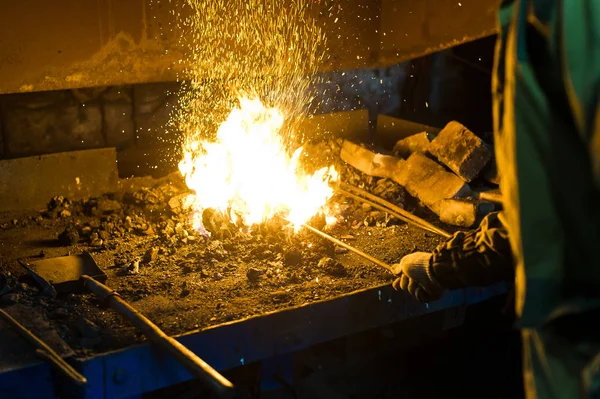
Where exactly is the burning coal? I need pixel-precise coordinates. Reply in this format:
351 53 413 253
179 97 338 232
173 0 340 233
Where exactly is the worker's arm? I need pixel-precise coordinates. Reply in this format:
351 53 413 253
392 212 514 302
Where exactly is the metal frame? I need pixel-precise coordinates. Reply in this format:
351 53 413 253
0 282 507 398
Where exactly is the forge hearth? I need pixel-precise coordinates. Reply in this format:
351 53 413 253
0 116 508 399
0 137 452 356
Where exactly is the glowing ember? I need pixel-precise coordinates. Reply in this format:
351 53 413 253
179 97 338 231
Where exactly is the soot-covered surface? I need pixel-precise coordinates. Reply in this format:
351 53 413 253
0 140 453 357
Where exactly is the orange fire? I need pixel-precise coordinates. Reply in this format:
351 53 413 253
178 97 338 233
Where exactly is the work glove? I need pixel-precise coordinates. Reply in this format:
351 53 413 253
391 252 444 303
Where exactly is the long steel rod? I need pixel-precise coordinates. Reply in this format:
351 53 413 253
0 308 87 385
81 276 235 396
338 183 451 239
302 223 393 273
339 189 433 234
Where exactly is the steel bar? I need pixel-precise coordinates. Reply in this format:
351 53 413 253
80 275 236 397
478 191 503 204
338 183 451 239
338 188 438 236
0 308 87 385
301 223 393 273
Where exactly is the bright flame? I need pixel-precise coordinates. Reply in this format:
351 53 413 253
179 97 338 231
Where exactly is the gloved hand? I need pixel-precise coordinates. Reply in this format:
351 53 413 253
391 252 444 303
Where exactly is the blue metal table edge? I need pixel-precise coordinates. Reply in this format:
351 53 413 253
0 282 508 398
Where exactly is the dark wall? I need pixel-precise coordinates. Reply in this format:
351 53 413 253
309 36 496 139
0 82 181 177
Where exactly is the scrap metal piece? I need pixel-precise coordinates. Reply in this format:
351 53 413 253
18 261 57 298
25 252 106 294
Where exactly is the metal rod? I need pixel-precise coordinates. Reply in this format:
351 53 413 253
478 191 503 204
338 189 435 235
338 183 452 239
80 275 235 396
0 308 87 385
301 223 393 273
338 188 451 239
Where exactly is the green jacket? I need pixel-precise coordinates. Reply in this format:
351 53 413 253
431 0 600 328
493 0 600 327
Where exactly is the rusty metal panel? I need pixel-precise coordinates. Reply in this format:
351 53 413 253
0 0 185 95
0 0 381 94
0 0 497 95
378 0 499 66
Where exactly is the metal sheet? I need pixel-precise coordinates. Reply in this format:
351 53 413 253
0 0 185 95
0 148 119 212
0 0 498 95
0 0 380 95
378 0 499 66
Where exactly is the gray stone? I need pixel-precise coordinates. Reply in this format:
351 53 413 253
143 247 159 264
428 121 491 182
393 152 471 215
133 82 180 147
392 132 430 158
340 141 469 214
0 148 119 212
340 140 403 179
377 114 440 148
127 260 141 275
58 227 80 246
2 91 103 157
247 267 264 283
439 198 496 228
